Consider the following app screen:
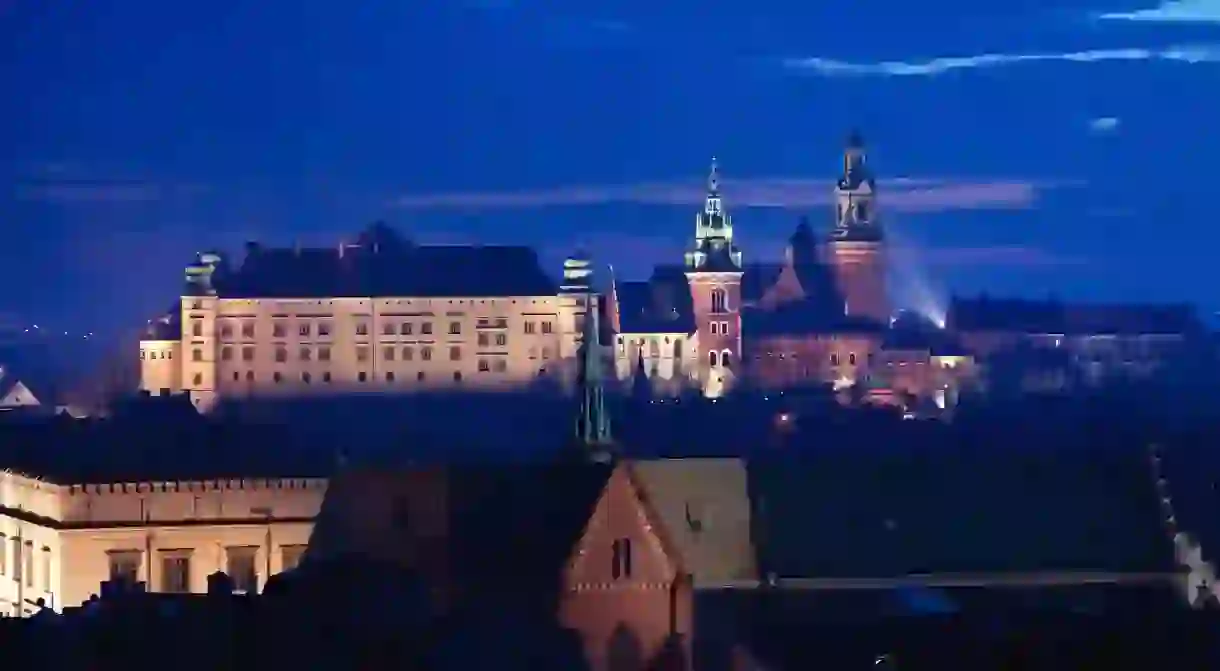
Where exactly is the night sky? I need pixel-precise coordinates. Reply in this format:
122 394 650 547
3 0 1218 341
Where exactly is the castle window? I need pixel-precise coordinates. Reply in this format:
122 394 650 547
221 346 232 361
849 353 857 365
272 372 282 383
611 538 633 580
721 350 732 369
830 353 839 366
106 549 141 585
356 322 369 336
650 339 660 357
710 322 719 335
709 351 719 367
449 346 461 361
478 359 490 372
302 372 311 384
711 288 728 314
403 346 414 361
525 321 537 335
159 551 192 594
422 346 433 361
358 372 367 383
299 323 311 337
193 373 203 386
422 323 433 335
318 321 331 336
542 321 554 334
225 546 259 594
383 322 396 336
0 533 7 575
299 347 311 361
386 372 395 382
495 317 508 328
274 347 287 363
493 359 507 373
233 372 239 381
318 346 331 361
417 371 425 381
401 322 413 335
322 372 331 383
383 346 395 361
245 371 254 382
478 333 489 347
192 348 203 362
219 323 233 339
449 321 461 335
356 346 369 362
242 322 255 338
191 320 203 337
495 333 507 347
272 321 286 338
453 371 462 382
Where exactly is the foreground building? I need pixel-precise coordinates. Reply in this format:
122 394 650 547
139 223 597 412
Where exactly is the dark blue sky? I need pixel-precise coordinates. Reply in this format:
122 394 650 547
3 0 1218 338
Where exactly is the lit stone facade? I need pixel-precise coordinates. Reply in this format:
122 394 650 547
0 470 324 612
139 228 597 412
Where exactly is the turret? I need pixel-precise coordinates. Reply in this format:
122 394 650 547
827 131 889 323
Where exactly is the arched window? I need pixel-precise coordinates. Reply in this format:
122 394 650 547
708 351 719 367
721 350 733 369
710 288 728 314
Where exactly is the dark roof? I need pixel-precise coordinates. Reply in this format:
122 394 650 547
744 301 884 337
741 263 784 303
947 297 1201 335
213 228 557 299
882 313 968 354
615 272 696 334
751 437 1174 577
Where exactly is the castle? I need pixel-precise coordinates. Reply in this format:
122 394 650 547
139 132 1202 410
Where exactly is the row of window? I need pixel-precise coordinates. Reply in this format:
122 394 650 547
0 534 51 595
108 545 307 594
205 363 509 387
196 318 554 340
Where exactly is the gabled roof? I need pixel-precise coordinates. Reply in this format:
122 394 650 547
615 273 696 335
629 458 757 585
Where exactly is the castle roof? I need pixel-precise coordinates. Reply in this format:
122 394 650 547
947 297 1200 336
208 226 557 299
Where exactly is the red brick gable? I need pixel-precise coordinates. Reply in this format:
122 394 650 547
565 463 678 589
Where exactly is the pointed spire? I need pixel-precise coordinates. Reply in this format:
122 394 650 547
707 156 720 195
575 304 611 449
632 348 651 402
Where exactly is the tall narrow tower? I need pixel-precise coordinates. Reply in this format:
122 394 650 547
575 304 613 462
684 158 744 395
827 131 889 323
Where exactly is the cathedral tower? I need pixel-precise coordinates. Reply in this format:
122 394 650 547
827 131 889 323
684 158 743 394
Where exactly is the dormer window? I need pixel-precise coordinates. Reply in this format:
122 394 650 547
611 538 633 580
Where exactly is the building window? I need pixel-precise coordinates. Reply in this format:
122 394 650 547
160 552 192 593
720 321 729 334
449 346 461 361
709 351 719 367
478 333 489 347
302 372 312 384
244 372 254 382
403 346 414 361
356 346 369 362
382 322 396 336
318 346 331 362
191 320 203 337
417 371 426 381
322 372 332 383
495 317 508 328
299 323 311 337
386 371 395 382
241 322 255 338
830 353 839 366
272 372 282 383
401 323 412 335
542 321 554 334
192 348 203 362
356 322 369 336
358 371 367 383
495 333 507 347
849 352 857 365
710 322 719 335
299 347 311 361
242 346 255 362
524 321 536 335
219 323 233 339
611 538 633 580
721 350 732 369
382 346 395 361
193 373 203 386
422 346 433 361
318 321 332 336
650 339 660 357
221 346 232 361
478 359 490 372
0 533 6 575
22 541 33 588
449 322 461 335
225 546 259 594
107 550 142 586
274 347 287 363
281 545 307 572
421 323 433 335
493 359 507 372
711 288 728 314
453 371 462 382
272 321 286 338
10 537 22 582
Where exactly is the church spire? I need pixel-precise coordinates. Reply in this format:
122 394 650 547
575 303 612 453
705 156 722 216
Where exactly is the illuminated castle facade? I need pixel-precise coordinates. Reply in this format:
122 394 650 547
139 224 597 412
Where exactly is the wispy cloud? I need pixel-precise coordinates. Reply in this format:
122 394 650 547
783 44 1220 77
1097 0 1220 24
11 179 207 204
393 178 1042 213
1089 117 1121 133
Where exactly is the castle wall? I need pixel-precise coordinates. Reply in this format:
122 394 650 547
138 339 182 397
829 241 888 323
